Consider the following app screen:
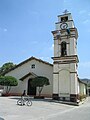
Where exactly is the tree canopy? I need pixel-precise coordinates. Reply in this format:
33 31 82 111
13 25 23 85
0 62 16 76
0 76 18 94
31 76 50 96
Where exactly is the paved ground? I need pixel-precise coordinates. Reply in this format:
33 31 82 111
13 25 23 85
47 97 90 120
0 96 90 120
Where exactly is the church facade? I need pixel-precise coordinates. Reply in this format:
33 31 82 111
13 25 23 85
3 12 86 102
4 57 53 97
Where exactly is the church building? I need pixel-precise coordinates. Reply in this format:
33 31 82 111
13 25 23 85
3 12 86 103
4 57 53 97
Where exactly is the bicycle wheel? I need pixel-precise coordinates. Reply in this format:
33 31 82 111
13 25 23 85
17 99 24 106
26 100 32 106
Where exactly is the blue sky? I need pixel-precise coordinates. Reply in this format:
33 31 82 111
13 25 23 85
0 0 90 79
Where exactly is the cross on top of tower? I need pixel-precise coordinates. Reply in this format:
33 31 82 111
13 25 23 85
63 9 69 14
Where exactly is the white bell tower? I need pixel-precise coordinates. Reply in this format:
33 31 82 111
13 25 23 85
52 12 79 102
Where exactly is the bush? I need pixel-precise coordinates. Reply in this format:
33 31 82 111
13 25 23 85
0 76 18 94
79 94 86 101
31 76 50 97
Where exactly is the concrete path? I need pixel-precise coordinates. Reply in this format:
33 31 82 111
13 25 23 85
0 96 75 120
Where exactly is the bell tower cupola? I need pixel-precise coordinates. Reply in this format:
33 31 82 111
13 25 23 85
56 12 74 30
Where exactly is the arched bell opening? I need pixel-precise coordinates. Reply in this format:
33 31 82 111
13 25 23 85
61 41 67 56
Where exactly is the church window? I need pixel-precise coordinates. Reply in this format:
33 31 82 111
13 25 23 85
61 16 68 22
61 42 67 56
31 64 35 69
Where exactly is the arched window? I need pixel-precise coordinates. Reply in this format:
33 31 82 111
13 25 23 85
61 42 67 56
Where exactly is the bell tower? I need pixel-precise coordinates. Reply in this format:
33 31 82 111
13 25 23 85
52 12 79 102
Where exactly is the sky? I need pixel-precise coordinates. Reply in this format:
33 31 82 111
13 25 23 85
0 0 90 79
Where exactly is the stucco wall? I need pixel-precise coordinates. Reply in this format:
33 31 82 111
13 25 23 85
53 62 78 96
79 82 86 95
5 59 53 96
59 69 70 97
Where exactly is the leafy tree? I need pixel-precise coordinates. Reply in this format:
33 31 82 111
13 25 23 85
0 76 18 94
31 76 50 96
88 83 90 87
0 62 16 76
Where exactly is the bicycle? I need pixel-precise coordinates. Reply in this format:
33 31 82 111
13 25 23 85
17 96 32 106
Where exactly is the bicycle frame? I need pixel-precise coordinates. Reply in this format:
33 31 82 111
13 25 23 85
17 96 32 106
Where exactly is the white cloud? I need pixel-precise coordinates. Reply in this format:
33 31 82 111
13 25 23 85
3 28 7 32
40 57 44 60
0 28 7 32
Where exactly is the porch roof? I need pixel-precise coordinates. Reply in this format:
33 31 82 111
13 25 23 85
78 78 87 85
19 72 37 81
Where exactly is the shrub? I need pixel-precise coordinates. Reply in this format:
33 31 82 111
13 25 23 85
0 76 18 94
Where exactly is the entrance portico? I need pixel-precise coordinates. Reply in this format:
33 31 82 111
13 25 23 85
20 72 37 95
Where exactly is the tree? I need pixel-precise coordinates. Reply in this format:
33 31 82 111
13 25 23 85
0 62 16 76
88 83 90 87
31 76 50 97
0 76 18 94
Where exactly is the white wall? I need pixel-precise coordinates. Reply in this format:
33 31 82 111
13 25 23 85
79 82 86 95
59 69 70 97
5 59 53 96
53 74 59 93
53 62 78 96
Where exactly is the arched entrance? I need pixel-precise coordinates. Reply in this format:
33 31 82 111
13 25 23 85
27 79 36 95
